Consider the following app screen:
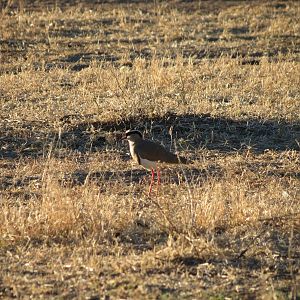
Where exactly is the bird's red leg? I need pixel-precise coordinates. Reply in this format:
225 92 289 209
156 168 161 195
148 169 155 196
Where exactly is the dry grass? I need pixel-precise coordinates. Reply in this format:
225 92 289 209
0 1 300 299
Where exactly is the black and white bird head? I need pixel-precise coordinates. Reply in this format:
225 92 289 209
125 129 143 143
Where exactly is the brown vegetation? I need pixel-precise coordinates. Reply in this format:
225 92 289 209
0 0 299 298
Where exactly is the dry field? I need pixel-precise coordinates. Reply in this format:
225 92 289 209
0 0 300 299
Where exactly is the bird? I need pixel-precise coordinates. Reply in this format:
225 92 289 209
124 129 187 196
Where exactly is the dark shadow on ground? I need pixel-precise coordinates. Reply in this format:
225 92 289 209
0 161 221 193
1 113 299 160
61 165 220 186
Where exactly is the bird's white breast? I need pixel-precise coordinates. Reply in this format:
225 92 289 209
128 141 136 160
139 157 157 171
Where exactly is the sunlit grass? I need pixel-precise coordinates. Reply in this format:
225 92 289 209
0 1 299 298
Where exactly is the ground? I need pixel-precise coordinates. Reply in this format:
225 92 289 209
0 0 299 299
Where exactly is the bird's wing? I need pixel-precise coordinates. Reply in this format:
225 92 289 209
136 140 179 163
